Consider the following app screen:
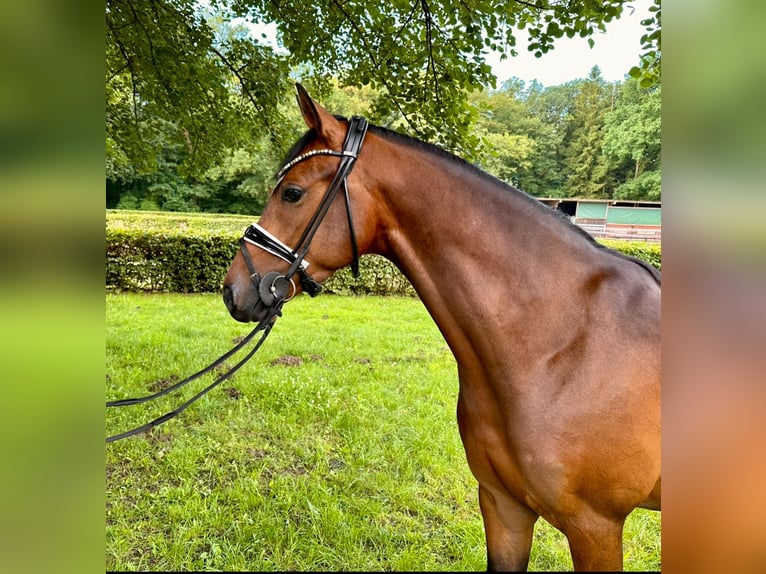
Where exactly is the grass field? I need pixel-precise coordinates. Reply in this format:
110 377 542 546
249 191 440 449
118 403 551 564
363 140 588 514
106 293 660 571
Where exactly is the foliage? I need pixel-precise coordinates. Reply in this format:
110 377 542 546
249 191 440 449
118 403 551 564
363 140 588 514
477 131 536 184
471 71 660 200
602 79 661 200
231 0 643 158
106 0 291 175
563 67 613 198
612 169 661 201
106 0 660 176
105 210 414 295
201 138 281 214
628 0 661 87
106 209 255 232
106 210 660 294
106 293 661 571
600 239 662 271
471 82 542 188
107 52 662 209
322 258 417 298
107 136 281 213
106 225 414 296
106 227 240 292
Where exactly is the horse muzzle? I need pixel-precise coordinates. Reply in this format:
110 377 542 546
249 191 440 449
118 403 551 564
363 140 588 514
224 228 320 323
223 271 296 323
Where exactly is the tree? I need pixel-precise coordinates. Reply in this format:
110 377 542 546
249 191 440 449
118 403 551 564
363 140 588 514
480 131 536 185
106 0 660 176
106 0 290 175
202 138 281 213
472 80 556 194
628 0 661 88
562 67 613 198
602 78 661 200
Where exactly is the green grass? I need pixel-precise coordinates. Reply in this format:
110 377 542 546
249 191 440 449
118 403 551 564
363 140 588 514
106 293 660 571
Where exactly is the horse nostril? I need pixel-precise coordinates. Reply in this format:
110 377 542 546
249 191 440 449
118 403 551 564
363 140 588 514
223 284 235 312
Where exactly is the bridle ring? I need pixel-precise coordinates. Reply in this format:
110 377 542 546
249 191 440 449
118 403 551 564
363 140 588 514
272 275 297 302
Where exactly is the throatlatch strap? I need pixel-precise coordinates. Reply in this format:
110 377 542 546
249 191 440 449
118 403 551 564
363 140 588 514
343 180 360 277
286 116 368 281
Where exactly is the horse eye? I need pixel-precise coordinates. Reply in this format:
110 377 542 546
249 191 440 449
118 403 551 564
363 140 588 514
281 186 304 203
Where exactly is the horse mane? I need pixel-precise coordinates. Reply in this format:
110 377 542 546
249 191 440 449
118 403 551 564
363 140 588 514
278 118 661 285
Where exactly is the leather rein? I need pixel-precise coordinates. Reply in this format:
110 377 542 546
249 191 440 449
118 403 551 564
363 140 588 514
106 116 369 443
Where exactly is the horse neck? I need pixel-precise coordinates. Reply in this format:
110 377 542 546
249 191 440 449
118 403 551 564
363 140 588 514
365 136 601 373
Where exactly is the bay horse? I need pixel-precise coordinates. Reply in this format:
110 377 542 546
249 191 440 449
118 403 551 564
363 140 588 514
223 84 661 571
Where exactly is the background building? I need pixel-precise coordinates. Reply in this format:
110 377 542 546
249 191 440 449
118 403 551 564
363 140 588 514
539 198 661 242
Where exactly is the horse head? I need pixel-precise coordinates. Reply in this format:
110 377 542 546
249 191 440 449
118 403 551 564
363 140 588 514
223 84 378 323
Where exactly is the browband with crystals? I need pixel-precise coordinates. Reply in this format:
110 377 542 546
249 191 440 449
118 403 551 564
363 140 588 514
276 149 358 183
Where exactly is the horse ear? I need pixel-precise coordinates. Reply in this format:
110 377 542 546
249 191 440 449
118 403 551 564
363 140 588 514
295 83 345 147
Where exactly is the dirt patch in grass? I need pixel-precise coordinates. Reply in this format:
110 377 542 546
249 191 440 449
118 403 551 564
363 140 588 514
286 462 308 476
270 355 303 367
213 361 233 375
146 428 175 445
148 374 180 392
249 448 267 459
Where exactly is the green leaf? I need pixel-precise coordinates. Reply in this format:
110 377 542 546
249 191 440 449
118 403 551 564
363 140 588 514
106 0 661 175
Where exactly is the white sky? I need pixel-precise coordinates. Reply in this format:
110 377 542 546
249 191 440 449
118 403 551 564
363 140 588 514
486 1 652 86
241 0 651 87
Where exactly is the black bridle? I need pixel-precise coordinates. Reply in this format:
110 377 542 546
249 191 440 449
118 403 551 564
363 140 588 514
106 116 369 443
239 115 368 298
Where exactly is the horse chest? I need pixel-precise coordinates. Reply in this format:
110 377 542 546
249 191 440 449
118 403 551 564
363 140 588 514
457 390 569 501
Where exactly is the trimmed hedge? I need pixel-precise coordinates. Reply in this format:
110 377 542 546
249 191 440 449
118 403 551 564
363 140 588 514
106 227 416 295
106 211 660 295
106 228 241 293
598 239 662 271
322 256 417 297
106 209 254 234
